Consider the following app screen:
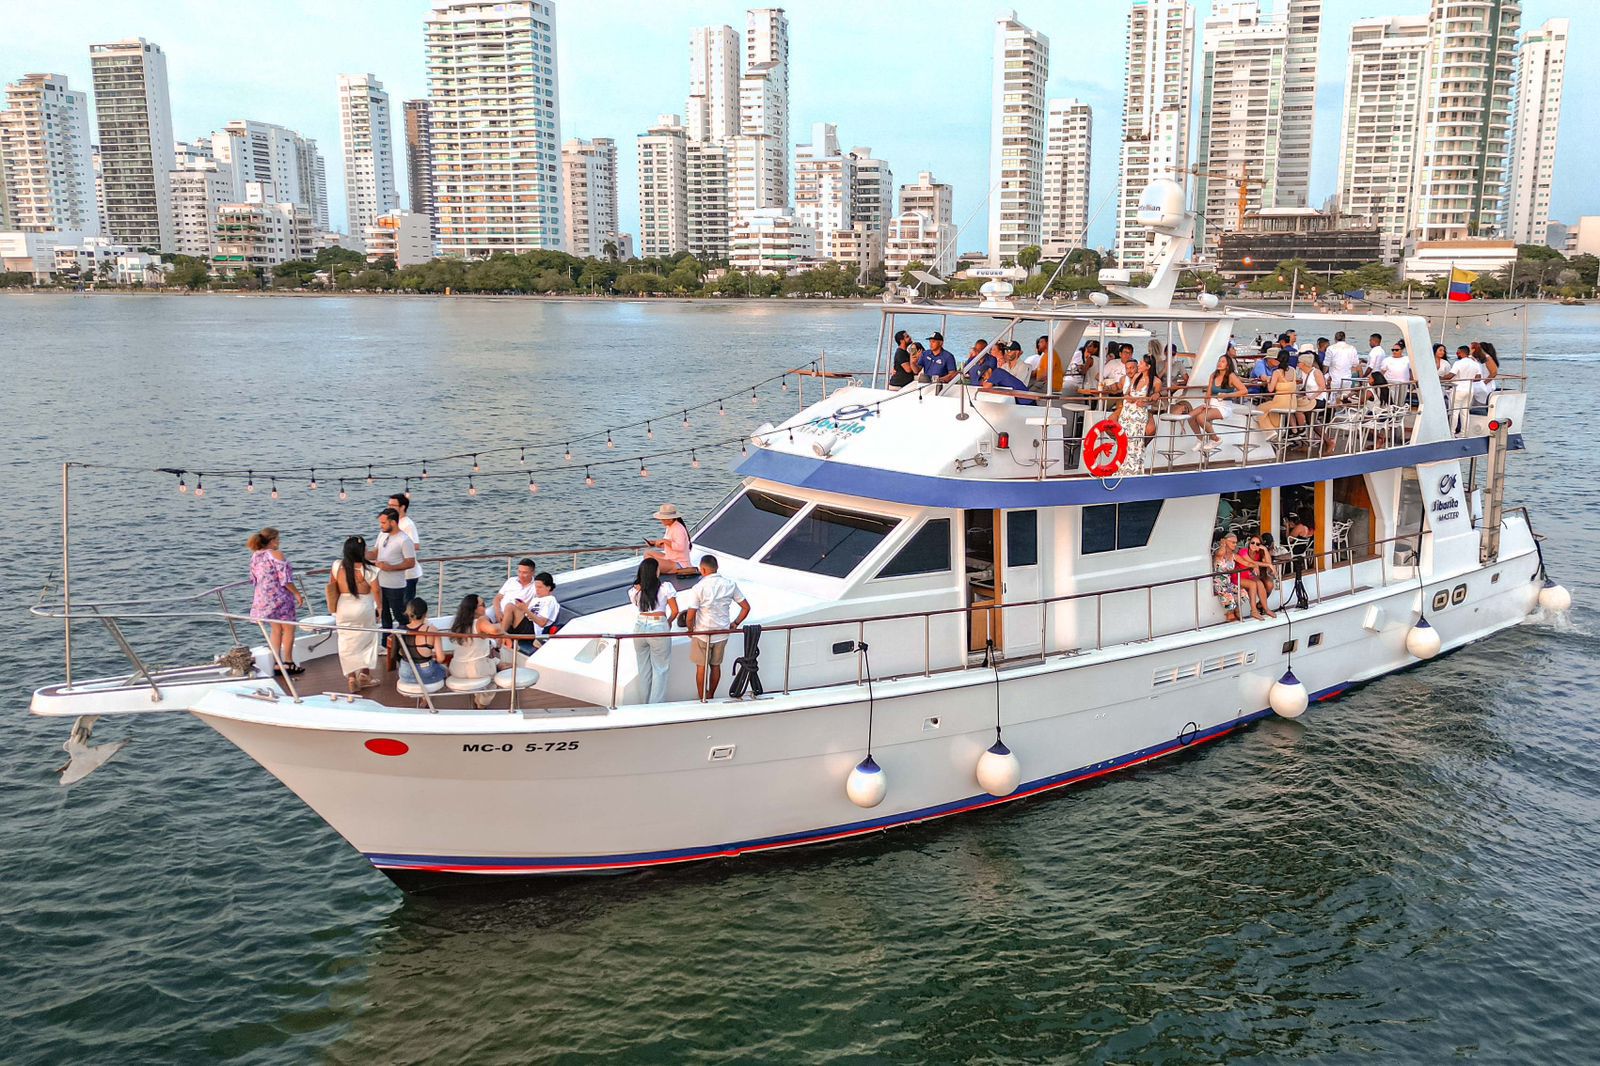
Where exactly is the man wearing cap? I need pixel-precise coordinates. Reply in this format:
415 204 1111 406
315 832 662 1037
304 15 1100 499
645 503 693 572
917 332 959 385
1249 347 1280 394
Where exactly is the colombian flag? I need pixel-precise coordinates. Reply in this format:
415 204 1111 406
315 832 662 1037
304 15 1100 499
1447 267 1477 302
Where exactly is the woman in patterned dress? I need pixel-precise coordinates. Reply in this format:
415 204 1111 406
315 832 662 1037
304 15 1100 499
248 527 306 676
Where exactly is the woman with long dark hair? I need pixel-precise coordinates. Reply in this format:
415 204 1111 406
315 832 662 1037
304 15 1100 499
645 503 692 573
325 534 378 691
396 597 447 687
629 557 680 703
447 593 501 681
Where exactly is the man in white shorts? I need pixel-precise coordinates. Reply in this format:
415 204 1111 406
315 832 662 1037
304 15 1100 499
680 554 750 701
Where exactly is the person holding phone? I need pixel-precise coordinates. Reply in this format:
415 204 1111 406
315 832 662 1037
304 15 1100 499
644 503 692 572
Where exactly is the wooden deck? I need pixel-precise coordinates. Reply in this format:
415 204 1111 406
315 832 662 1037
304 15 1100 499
285 651 598 712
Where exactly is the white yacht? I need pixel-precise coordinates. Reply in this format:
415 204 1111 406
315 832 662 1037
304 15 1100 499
30 183 1569 890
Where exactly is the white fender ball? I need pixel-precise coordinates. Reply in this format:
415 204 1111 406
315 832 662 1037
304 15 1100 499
1269 669 1309 720
1539 582 1572 614
1406 617 1442 659
976 740 1022 797
846 756 887 809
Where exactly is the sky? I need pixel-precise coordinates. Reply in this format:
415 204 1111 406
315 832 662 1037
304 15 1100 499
4 0 1589 251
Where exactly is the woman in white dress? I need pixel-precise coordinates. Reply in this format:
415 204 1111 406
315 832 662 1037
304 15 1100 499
1115 359 1153 475
446 594 501 680
325 535 379 692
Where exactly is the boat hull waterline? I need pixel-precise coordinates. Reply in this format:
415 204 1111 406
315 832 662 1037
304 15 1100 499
189 551 1542 882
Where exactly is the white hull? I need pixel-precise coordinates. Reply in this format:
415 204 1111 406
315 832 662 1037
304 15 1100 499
188 548 1542 883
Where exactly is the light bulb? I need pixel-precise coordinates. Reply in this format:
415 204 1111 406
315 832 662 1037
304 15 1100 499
682 411 690 429
421 463 428 480
270 479 279 500
246 477 255 493
584 467 595 488
528 477 538 493
751 390 758 405
564 444 572 462
468 479 477 497
719 402 726 417
647 423 654 440
338 481 348 501
640 463 650 478
691 451 700 469
194 478 205 498
177 476 187 494
366 465 374 486
782 378 789 392
520 447 526 464
606 432 615 449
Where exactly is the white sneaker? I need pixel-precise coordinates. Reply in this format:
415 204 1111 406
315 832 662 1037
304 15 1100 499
1198 439 1221 454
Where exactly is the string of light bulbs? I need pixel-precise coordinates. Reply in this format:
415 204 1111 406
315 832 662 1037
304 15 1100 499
114 362 865 483
74 367 941 498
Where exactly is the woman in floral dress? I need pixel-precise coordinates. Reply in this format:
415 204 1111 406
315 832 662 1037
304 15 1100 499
249 527 306 676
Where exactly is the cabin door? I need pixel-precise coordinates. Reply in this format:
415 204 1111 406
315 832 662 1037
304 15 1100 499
1001 509 1042 658
964 510 999 657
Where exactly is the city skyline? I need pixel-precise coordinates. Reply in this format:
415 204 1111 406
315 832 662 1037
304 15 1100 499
1 0 1590 252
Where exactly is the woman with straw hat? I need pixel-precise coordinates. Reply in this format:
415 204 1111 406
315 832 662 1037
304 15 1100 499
645 503 694 574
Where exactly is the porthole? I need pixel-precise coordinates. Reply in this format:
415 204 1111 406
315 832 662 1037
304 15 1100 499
1432 590 1450 612
1281 639 1297 654
1452 583 1468 605
1308 633 1323 647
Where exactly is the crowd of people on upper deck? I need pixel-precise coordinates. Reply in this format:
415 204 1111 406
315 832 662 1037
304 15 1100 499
884 324 1505 453
244 495 750 705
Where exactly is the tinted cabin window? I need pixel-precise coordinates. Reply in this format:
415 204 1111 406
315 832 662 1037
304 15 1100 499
876 519 952 578
1081 501 1163 555
764 507 900 578
1006 510 1038 566
697 490 804 559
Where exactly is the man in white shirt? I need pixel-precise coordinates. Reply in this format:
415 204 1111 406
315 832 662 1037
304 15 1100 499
368 507 417 656
1445 345 1484 430
681 554 750 701
388 492 423 602
492 562 560 652
1377 342 1413 405
1325 331 1361 394
1366 333 1386 372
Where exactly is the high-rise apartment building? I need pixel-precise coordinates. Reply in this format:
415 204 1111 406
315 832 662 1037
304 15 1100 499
169 158 234 259
562 137 620 258
89 38 175 249
210 120 328 227
686 140 731 260
1042 99 1091 259
338 74 398 235
1116 0 1194 270
987 12 1049 265
688 25 740 144
848 148 893 234
1504 18 1567 246
403 100 435 237
1336 15 1429 263
0 74 99 235
424 0 564 257
886 171 955 277
736 8 789 216
213 181 314 273
1412 0 1520 241
638 114 688 257
794 122 853 260
729 208 814 273
1194 0 1320 251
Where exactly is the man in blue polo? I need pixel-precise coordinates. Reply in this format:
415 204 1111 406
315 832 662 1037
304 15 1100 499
917 332 959 384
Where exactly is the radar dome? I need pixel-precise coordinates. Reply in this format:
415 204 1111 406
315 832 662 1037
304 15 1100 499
1135 179 1186 231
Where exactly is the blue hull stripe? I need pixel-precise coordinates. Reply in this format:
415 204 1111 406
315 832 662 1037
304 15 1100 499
366 683 1350 873
733 435 1522 509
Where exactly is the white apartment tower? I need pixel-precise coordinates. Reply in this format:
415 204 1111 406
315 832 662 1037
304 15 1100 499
1504 18 1567 246
210 120 329 226
688 25 741 144
1042 99 1091 258
849 148 893 233
987 12 1049 265
1194 0 1321 251
0 74 99 235
1336 16 1430 263
734 8 790 217
89 38 175 250
1116 0 1194 270
424 0 564 257
794 122 853 260
562 137 620 258
686 141 732 259
338 74 398 235
1412 0 1520 241
638 115 688 257
886 171 955 278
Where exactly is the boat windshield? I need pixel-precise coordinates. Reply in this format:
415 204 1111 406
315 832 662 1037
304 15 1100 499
761 506 900 579
697 489 806 559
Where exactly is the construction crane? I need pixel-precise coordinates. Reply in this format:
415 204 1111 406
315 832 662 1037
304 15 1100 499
1184 164 1257 229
